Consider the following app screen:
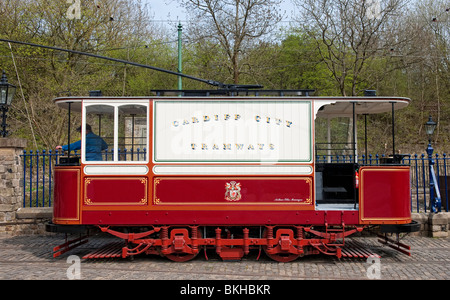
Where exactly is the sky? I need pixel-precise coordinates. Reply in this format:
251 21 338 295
145 0 298 23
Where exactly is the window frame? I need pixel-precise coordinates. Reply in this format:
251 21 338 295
82 100 149 165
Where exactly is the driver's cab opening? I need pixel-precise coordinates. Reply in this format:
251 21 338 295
313 99 406 208
315 114 358 207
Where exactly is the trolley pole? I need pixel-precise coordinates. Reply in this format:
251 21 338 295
178 23 183 91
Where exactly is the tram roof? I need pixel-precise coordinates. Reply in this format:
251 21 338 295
53 96 410 117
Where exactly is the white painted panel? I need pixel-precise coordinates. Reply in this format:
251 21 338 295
153 165 313 175
154 100 312 163
84 165 149 175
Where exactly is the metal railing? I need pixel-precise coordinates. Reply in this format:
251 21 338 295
20 149 146 207
20 150 449 212
21 150 68 207
408 153 448 213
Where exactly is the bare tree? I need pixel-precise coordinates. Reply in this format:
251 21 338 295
0 0 157 149
179 0 283 84
294 0 408 96
402 0 450 144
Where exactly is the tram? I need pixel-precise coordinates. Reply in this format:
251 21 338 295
47 90 420 261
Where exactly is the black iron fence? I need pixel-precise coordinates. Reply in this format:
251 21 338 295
21 149 64 208
21 150 449 212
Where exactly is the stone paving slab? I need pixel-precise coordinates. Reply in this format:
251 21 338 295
0 233 449 281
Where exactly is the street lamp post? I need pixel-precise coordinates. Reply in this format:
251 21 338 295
0 71 17 137
425 115 441 212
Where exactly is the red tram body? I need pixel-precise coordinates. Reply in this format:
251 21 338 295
48 95 418 261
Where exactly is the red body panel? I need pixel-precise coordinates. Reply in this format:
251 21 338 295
52 167 413 226
154 177 313 206
53 167 81 224
359 166 411 224
81 210 360 226
84 177 148 206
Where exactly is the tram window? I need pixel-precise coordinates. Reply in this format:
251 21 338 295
85 105 115 161
118 104 148 162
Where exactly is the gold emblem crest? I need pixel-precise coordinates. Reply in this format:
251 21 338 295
225 181 242 201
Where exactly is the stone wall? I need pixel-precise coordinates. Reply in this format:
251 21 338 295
0 138 26 218
0 138 52 235
0 138 27 230
412 212 449 238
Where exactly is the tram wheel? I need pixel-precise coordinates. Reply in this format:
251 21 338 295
262 227 301 262
164 228 202 262
165 252 199 262
264 250 300 263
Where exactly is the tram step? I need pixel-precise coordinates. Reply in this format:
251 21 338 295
83 241 125 259
340 241 380 259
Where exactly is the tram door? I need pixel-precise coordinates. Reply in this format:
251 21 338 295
314 114 357 206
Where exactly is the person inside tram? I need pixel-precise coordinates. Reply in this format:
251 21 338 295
56 124 108 161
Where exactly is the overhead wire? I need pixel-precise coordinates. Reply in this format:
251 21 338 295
7 42 38 150
0 3 447 79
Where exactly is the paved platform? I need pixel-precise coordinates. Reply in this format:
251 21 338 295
0 233 448 281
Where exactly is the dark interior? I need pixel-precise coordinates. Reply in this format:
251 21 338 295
315 163 357 204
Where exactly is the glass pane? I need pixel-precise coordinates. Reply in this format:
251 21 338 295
0 87 6 105
85 105 114 161
118 104 148 162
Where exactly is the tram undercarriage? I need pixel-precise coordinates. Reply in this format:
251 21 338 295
50 224 402 262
